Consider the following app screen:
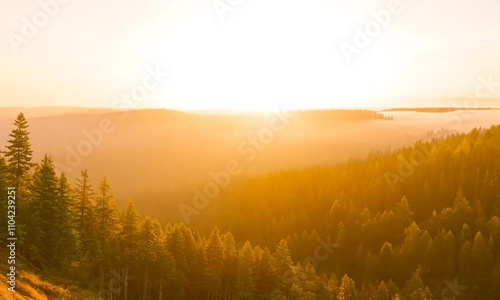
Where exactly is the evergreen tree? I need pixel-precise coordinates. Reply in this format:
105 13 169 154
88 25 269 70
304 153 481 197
222 232 238 299
374 281 391 300
378 242 396 281
235 241 255 299
56 172 77 269
337 274 358 300
0 156 9 235
273 239 294 298
4 113 34 254
165 224 189 298
139 217 160 299
73 169 98 278
4 112 34 190
326 274 339 300
155 224 176 300
253 246 277 298
401 267 432 300
94 177 121 295
95 177 120 240
74 169 95 232
120 199 141 300
458 241 474 285
28 155 75 269
205 227 224 300
472 231 493 289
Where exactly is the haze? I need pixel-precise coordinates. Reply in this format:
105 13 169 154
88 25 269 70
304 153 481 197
2 0 500 111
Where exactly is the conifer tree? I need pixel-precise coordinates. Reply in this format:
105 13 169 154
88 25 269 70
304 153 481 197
139 217 159 299
0 156 9 233
4 113 34 252
4 113 34 191
28 155 75 269
95 177 120 240
273 239 294 298
374 281 391 300
236 241 255 299
73 169 98 275
74 169 95 232
165 224 191 298
155 225 176 300
401 267 432 300
94 177 121 295
337 274 358 300
56 172 77 269
120 199 141 300
378 242 396 281
205 227 224 300
326 274 339 299
472 231 493 288
253 247 277 298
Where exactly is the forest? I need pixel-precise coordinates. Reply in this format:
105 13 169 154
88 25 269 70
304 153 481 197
1 112 500 299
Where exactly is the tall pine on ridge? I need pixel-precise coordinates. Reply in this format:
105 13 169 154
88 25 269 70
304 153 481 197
5 113 34 191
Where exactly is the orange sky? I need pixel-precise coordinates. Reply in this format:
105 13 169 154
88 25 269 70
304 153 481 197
1 0 500 111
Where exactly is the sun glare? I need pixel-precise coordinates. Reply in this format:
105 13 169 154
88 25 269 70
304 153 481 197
131 0 399 112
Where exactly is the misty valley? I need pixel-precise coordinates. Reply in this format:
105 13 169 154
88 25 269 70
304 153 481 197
0 108 500 300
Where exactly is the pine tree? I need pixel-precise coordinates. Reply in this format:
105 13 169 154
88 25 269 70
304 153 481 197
222 232 238 299
422 239 437 279
4 112 34 191
337 274 358 300
0 156 9 235
400 222 422 275
95 177 120 295
0 155 9 187
378 242 396 281
4 113 34 253
205 227 225 300
236 241 255 299
458 241 474 285
394 196 414 228
28 155 75 269
95 177 120 239
253 247 277 298
74 169 95 232
178 224 205 299
374 281 391 300
56 172 77 269
139 217 160 299
326 274 339 300
460 223 473 244
73 169 98 273
401 267 432 300
386 279 400 298
165 224 189 298
360 282 376 300
273 239 294 298
472 232 493 289
58 173 75 223
442 230 456 278
155 224 176 300
120 199 141 300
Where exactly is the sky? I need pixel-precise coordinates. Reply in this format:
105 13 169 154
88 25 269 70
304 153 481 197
0 0 499 111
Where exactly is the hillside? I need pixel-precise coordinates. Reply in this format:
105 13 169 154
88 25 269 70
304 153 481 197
1 113 499 299
1 109 499 224
0 251 98 299
192 125 500 245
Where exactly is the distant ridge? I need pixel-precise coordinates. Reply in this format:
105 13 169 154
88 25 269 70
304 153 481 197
0 107 113 120
383 107 500 113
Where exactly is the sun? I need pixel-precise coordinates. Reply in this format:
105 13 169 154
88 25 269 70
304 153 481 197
135 0 398 112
